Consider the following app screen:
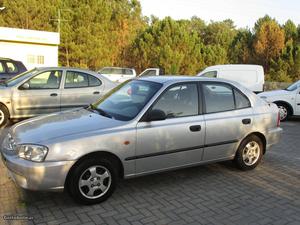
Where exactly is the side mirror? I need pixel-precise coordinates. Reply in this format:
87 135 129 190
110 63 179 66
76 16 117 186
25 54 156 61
21 83 30 90
146 109 166 121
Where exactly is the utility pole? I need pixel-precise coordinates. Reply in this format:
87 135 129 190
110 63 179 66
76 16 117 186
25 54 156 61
50 9 71 34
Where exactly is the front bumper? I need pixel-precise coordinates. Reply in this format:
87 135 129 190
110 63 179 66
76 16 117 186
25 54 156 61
1 151 75 191
266 127 282 150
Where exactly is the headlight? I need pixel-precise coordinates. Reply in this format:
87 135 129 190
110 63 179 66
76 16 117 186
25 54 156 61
17 144 48 162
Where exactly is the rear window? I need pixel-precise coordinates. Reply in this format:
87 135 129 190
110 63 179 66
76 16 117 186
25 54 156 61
6 62 18 73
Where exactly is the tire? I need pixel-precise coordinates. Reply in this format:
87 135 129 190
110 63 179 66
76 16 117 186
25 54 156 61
234 135 263 171
0 104 9 128
276 103 290 121
67 157 118 205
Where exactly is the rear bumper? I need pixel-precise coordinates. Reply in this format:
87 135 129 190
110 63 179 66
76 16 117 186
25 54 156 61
1 151 75 191
266 127 282 151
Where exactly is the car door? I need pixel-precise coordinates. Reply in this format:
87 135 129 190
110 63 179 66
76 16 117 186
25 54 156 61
201 82 253 161
60 70 104 110
12 70 62 117
135 82 205 175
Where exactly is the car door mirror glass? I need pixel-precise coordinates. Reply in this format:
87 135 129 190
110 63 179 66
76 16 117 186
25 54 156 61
147 109 166 121
21 82 30 90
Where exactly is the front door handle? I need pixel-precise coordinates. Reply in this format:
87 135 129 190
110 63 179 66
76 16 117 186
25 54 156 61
50 93 58 97
190 125 201 132
93 91 100 95
242 118 251 124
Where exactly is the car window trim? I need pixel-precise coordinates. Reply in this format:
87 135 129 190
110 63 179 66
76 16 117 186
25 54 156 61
18 70 63 90
64 70 101 89
200 81 252 114
139 81 202 122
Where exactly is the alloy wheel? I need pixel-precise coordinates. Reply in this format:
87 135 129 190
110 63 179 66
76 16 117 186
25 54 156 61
78 165 111 199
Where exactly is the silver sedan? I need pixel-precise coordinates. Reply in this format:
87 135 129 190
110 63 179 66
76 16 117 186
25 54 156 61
1 76 282 204
0 67 116 127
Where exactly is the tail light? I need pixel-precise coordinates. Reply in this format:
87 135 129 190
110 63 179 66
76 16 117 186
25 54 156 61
277 111 280 127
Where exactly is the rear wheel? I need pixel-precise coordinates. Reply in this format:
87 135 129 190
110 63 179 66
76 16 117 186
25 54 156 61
0 105 9 128
67 157 118 205
234 135 263 170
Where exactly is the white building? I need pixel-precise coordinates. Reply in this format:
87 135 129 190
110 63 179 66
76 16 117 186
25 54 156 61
0 27 59 70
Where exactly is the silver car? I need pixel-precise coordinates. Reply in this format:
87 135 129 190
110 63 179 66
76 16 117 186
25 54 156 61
0 67 116 127
1 76 282 204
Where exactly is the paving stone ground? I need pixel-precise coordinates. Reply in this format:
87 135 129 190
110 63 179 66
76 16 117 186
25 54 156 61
0 118 299 225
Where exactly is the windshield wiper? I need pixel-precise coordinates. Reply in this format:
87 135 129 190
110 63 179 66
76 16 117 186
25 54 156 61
88 104 112 118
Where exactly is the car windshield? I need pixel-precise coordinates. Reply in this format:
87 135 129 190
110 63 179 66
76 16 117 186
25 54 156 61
2 69 38 87
90 80 162 121
285 81 300 91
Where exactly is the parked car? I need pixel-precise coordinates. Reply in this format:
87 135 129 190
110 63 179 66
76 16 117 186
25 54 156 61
197 64 265 93
0 67 116 127
258 80 300 121
138 68 164 77
98 67 136 83
1 76 281 204
0 57 27 81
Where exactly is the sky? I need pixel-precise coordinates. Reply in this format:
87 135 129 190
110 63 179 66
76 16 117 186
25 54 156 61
139 0 300 28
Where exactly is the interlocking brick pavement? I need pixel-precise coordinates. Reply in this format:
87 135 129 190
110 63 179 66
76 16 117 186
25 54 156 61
0 118 299 225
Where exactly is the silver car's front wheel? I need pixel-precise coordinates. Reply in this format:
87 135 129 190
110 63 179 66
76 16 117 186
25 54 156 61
78 165 112 199
0 105 9 128
234 135 263 170
67 157 118 205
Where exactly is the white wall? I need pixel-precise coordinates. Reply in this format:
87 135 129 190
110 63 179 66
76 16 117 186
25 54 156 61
0 41 58 70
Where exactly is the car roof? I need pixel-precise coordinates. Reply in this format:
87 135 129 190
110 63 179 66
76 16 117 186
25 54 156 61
35 67 96 73
137 75 225 84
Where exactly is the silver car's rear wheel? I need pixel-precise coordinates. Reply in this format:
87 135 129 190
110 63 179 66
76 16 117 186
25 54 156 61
242 141 260 166
78 165 112 199
234 135 263 170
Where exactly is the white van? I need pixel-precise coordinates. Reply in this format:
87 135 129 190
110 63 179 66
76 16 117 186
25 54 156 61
197 64 264 93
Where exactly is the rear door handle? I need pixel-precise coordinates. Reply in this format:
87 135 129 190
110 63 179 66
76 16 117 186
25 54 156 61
93 91 100 95
189 125 201 132
50 93 58 97
242 118 251 124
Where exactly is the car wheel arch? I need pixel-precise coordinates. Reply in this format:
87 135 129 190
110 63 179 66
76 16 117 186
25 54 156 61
239 132 266 155
273 101 294 116
64 151 124 190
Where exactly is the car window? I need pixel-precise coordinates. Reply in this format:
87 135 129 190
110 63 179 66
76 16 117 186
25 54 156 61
234 89 251 109
124 69 133 75
203 83 235 113
6 62 18 74
65 71 89 88
92 80 162 121
0 62 5 73
201 71 217 78
140 70 157 77
152 83 199 118
89 75 102 87
99 68 111 74
27 70 62 89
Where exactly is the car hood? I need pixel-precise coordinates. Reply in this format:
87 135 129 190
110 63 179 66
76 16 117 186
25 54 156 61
258 89 291 97
10 108 125 144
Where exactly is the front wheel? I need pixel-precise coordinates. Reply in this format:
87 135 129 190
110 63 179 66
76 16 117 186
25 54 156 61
67 157 117 205
234 135 263 170
276 103 290 121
